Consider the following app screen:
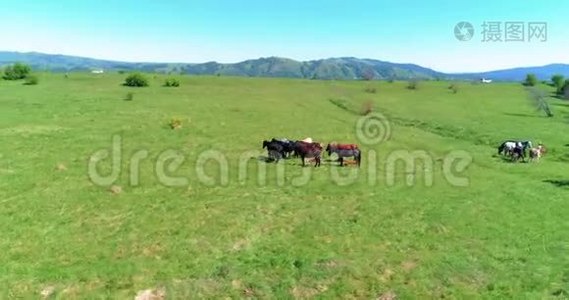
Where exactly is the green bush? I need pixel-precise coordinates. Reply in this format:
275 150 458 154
23 75 38 85
169 118 182 129
523 73 538 86
3 62 31 80
123 73 149 87
562 80 569 100
164 78 180 87
364 87 377 93
361 101 374 115
551 74 564 94
124 92 134 101
448 83 458 94
407 79 418 90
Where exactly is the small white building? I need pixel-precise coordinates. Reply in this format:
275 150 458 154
481 78 492 83
91 69 104 74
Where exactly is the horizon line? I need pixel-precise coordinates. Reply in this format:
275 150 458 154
0 50 567 74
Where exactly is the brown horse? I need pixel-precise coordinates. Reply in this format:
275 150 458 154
529 144 546 162
294 141 322 167
325 143 359 152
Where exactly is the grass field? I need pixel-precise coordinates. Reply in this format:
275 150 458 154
1 72 569 299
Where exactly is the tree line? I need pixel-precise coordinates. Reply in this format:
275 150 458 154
524 73 569 98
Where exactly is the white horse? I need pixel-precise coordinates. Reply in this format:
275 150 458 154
529 144 545 162
498 140 532 157
498 141 517 156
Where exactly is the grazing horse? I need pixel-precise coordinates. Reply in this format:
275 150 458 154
262 140 284 162
292 138 320 158
510 141 533 162
498 140 532 158
529 144 546 162
498 141 517 156
293 141 322 167
270 138 295 158
326 143 361 167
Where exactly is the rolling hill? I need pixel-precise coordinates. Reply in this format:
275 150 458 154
0 51 567 81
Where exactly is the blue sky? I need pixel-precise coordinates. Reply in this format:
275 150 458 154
1 0 567 72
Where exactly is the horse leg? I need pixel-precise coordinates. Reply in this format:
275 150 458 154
339 157 344 167
300 155 305 167
315 156 321 167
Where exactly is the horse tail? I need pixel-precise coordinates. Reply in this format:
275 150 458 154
356 150 362 167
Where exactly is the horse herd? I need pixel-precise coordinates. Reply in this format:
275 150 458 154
497 140 546 162
261 137 546 167
262 137 361 167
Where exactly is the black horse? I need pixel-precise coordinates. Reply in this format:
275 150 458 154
510 141 533 162
262 140 284 162
498 140 532 158
270 138 296 158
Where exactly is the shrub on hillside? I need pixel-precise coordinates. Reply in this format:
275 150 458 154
362 69 375 81
23 75 38 85
169 118 182 129
523 73 538 86
448 83 458 94
164 78 180 87
123 73 149 87
551 74 564 94
124 92 134 101
407 79 418 90
361 101 374 115
563 80 569 100
364 86 377 93
3 62 31 80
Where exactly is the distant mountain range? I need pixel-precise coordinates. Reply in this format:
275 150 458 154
1 51 568 82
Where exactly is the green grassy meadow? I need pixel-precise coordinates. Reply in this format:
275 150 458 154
1 72 569 298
